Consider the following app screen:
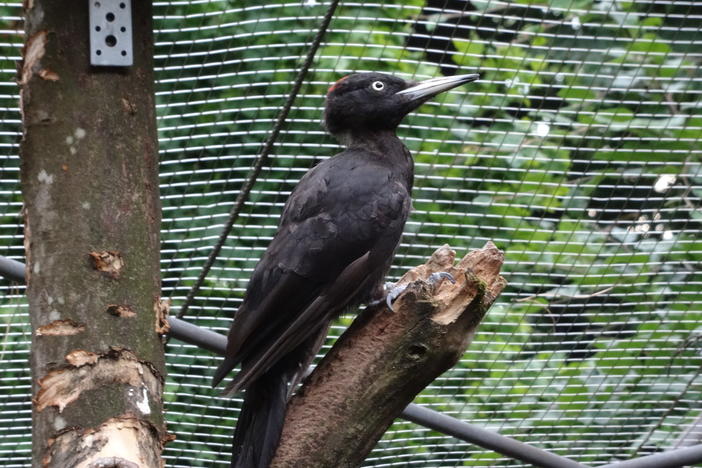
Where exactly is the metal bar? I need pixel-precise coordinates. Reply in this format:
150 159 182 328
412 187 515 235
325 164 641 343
599 444 702 468
168 316 227 355
0 256 24 282
170 313 588 468
401 403 589 468
8 257 700 468
2 255 593 466
166 314 591 467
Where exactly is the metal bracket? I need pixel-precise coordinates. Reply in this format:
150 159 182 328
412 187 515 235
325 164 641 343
89 0 133 66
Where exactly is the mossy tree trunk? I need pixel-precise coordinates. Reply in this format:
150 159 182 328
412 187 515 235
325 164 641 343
19 2 168 466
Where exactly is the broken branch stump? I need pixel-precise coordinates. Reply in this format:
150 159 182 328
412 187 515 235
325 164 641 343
271 242 506 468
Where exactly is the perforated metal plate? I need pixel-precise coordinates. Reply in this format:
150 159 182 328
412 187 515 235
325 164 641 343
89 0 133 66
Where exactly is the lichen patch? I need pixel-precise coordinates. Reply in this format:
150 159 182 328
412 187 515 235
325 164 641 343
129 385 151 416
52 415 67 431
37 169 54 184
36 319 86 337
89 251 124 279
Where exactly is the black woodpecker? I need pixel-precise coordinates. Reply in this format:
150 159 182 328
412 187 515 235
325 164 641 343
212 71 479 468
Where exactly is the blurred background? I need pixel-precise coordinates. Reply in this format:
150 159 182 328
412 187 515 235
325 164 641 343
1 0 701 466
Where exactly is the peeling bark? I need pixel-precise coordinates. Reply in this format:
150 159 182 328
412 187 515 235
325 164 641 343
106 304 136 318
271 243 506 468
19 2 166 466
43 416 167 468
89 250 125 279
65 350 99 367
19 30 48 85
35 348 162 414
154 299 170 335
36 319 85 336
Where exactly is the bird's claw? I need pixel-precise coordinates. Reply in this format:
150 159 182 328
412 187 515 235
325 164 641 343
383 272 455 310
385 283 407 310
427 271 455 285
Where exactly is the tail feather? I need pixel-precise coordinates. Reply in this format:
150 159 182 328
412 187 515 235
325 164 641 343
225 324 331 467
230 371 288 468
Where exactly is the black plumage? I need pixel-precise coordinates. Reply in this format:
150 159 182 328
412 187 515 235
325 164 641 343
212 71 479 468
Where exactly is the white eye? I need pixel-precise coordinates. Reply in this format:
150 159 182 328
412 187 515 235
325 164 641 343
371 81 385 91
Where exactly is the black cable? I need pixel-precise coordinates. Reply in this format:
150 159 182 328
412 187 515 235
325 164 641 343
176 0 341 320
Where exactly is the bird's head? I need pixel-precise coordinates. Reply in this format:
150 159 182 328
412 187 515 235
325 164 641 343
324 72 479 136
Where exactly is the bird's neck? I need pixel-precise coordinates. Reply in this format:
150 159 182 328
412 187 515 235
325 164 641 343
339 129 406 159
337 129 414 189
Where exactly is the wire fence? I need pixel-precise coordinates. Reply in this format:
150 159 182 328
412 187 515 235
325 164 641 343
1 0 702 466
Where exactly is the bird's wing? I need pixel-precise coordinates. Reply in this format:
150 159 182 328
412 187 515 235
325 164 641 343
214 152 411 390
221 250 374 395
211 268 321 388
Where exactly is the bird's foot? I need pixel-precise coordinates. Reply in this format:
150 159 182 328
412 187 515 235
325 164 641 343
384 283 406 310
376 272 456 310
367 282 397 308
427 271 456 287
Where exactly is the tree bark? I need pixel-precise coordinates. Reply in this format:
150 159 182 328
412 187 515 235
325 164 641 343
19 2 168 467
271 243 506 468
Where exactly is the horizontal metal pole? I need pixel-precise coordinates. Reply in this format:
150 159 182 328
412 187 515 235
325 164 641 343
9 255 702 467
168 315 227 355
168 314 591 468
599 444 702 468
0 256 226 353
14 257 697 468
2 255 593 467
0 256 24 282
169 317 702 468
401 403 589 468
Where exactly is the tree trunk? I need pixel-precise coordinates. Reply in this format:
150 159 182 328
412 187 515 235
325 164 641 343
271 243 506 467
19 2 168 466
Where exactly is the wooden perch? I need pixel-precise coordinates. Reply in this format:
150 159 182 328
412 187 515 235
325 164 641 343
271 242 506 468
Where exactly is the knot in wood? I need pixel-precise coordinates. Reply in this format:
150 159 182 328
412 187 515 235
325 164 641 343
407 343 428 361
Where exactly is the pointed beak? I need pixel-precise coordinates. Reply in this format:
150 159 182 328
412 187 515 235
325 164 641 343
396 73 479 104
